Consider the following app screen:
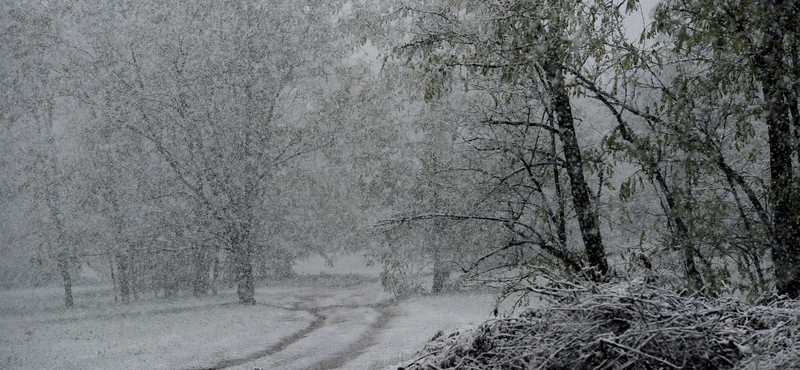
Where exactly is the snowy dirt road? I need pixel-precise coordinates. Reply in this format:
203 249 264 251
217 305 393 370
0 276 496 370
200 283 397 370
199 279 496 370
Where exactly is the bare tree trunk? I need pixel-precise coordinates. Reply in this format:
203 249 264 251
211 248 220 295
552 132 568 249
58 250 73 307
723 162 769 293
192 246 210 297
757 19 800 298
110 256 118 302
46 191 73 307
117 253 131 304
131 249 139 301
233 238 255 304
652 171 706 295
236 253 255 304
544 58 608 279
764 80 800 298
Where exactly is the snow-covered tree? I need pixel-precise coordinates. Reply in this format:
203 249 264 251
70 0 355 304
1 4 84 306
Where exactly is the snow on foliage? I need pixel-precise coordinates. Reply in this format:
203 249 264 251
395 280 800 370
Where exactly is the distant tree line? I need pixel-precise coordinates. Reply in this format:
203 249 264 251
2 0 362 305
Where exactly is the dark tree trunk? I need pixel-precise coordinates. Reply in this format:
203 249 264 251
192 246 211 297
544 58 608 279
233 240 255 304
110 256 118 302
764 77 800 298
552 131 568 248
117 253 131 304
721 158 770 293
757 16 800 298
130 249 140 301
211 249 220 295
58 250 73 307
652 171 706 295
47 192 73 307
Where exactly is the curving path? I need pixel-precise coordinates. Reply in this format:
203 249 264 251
185 279 496 370
194 281 397 370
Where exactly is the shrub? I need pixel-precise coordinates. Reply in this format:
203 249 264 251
397 280 800 370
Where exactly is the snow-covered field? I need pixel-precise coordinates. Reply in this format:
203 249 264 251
0 257 499 370
0 286 315 370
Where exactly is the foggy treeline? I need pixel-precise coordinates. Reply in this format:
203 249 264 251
2 0 799 307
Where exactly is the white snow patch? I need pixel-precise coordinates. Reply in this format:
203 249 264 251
0 287 314 370
338 293 498 370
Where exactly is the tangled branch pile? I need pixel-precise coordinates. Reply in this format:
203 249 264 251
397 281 800 370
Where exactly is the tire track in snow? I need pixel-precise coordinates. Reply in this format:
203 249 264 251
300 304 397 370
190 279 394 370
194 304 326 370
196 301 394 370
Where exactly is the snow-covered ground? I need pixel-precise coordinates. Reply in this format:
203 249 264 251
0 286 315 370
341 293 497 370
0 256 500 370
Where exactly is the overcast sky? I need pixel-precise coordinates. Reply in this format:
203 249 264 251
623 0 659 42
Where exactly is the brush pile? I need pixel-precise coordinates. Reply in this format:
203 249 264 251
397 280 800 370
